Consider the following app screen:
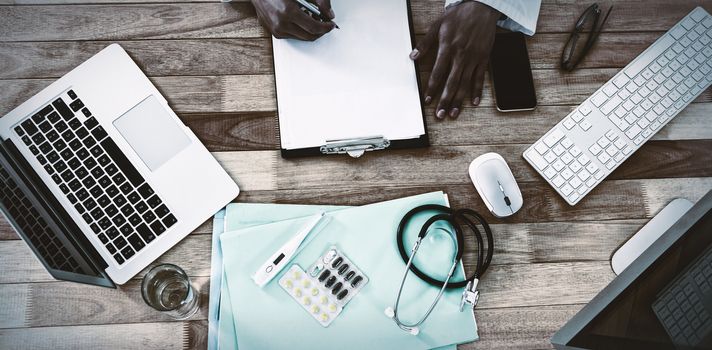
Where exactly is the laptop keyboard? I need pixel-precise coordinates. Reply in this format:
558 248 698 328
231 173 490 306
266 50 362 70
12 90 178 266
0 167 82 273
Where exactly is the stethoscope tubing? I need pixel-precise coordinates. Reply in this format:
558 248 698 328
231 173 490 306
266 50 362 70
395 205 493 289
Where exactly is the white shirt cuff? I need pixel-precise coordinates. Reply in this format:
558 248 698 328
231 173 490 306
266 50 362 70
444 0 541 36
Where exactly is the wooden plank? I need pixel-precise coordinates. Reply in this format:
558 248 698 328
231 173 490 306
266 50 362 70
0 305 580 350
0 284 29 328
0 217 650 284
0 32 666 80
469 304 583 350
0 3 265 42
211 141 712 192
1 1 711 42
0 321 194 350
0 261 607 329
179 105 712 151
2 70 710 116
0 39 274 79
237 177 712 222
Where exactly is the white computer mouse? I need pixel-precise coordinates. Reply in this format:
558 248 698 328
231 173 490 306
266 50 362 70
468 152 523 218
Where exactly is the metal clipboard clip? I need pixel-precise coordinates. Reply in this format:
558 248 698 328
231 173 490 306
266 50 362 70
320 136 391 158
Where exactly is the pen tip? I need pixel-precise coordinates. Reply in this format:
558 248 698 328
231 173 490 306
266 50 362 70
334 23 340 29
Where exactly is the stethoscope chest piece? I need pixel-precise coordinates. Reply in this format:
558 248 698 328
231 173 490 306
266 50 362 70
459 279 480 312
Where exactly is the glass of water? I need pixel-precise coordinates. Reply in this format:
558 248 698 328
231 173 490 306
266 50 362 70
141 263 199 320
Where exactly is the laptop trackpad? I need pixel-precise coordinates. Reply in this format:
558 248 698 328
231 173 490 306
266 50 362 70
113 95 191 171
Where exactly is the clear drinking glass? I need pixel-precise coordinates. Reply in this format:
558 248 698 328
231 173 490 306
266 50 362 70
141 263 200 320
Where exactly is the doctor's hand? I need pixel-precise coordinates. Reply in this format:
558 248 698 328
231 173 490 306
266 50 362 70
410 2 500 119
251 0 336 41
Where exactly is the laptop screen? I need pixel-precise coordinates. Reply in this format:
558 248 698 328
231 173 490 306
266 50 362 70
569 208 712 349
0 140 114 287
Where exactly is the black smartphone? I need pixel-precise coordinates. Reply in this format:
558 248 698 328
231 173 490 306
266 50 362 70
489 32 537 112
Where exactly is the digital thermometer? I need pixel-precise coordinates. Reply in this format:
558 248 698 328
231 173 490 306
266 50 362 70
252 212 327 288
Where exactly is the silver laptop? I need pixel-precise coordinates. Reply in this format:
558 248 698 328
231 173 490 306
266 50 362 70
0 44 239 286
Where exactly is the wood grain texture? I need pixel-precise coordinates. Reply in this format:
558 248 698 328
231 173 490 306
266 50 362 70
0 306 583 350
0 0 711 349
0 217 652 284
180 104 712 151
0 32 673 80
0 321 193 350
0 261 608 328
1 1 711 42
210 142 712 192
2 71 711 117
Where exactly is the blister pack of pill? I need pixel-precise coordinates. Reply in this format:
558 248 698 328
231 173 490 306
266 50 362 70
278 246 368 327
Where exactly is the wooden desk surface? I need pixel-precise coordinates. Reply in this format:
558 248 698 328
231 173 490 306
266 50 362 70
1 0 711 349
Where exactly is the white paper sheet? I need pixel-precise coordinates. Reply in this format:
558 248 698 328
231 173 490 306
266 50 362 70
273 0 425 150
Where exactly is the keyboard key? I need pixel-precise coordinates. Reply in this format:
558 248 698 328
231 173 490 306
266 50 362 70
115 194 127 208
150 220 166 235
580 120 592 131
128 213 142 226
612 75 629 88
602 84 617 97
561 169 574 180
563 118 576 130
101 138 144 187
591 92 607 107
114 236 128 249
98 175 112 188
91 126 108 141
534 142 548 155
105 204 119 217
544 151 557 163
90 207 104 220
561 184 574 196
128 191 141 204
137 224 155 243
69 99 84 112
589 144 602 155
543 167 557 179
155 204 170 218
598 153 610 164
120 203 134 217
136 201 149 214
552 176 565 187
544 129 565 147
552 160 565 172
162 214 177 228
597 137 611 148
52 98 74 120
147 195 162 208
127 233 146 251
561 153 574 165
81 108 92 118
84 157 97 170
142 211 156 223
83 136 96 148
553 145 565 156
625 125 643 139
112 173 126 186
119 182 132 194
122 245 136 259
97 155 110 167
578 154 591 166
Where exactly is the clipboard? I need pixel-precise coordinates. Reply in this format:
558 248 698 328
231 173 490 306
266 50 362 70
272 0 429 158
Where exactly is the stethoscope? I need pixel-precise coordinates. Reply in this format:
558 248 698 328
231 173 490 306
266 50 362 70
384 204 493 335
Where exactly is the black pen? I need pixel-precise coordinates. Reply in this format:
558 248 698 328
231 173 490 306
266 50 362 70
295 0 339 29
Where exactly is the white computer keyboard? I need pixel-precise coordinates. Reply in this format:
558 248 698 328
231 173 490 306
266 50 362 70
524 7 712 206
